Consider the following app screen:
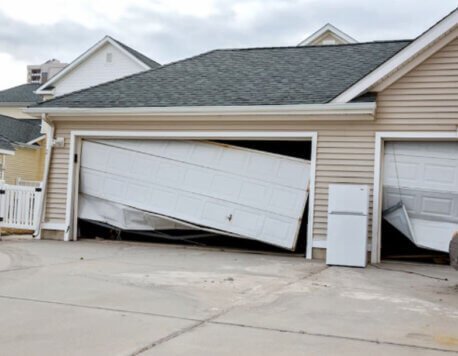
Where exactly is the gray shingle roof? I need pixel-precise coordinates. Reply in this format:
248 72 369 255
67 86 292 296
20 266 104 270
34 40 411 109
0 115 42 146
0 136 14 152
0 83 42 104
110 37 161 69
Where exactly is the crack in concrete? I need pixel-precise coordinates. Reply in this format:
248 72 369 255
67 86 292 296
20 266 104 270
0 289 456 355
130 265 329 355
0 250 136 274
209 320 458 354
1 245 456 355
128 263 458 355
0 294 200 323
129 308 233 356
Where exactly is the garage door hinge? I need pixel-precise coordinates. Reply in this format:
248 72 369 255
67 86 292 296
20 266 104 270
74 154 78 164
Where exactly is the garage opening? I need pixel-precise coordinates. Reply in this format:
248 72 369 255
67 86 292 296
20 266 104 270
77 139 312 256
381 141 457 264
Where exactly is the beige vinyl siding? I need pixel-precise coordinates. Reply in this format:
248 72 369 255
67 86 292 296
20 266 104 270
4 141 46 184
43 34 458 251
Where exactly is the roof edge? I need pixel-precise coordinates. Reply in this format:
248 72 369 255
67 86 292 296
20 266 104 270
24 102 376 119
331 8 458 103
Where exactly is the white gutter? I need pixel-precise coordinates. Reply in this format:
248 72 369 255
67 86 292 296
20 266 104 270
24 102 376 118
26 135 46 145
34 89 54 96
0 148 15 156
33 114 54 239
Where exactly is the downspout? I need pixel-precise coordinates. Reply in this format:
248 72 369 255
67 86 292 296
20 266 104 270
33 113 54 238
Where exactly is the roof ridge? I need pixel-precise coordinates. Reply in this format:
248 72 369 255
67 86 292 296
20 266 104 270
213 39 413 52
108 36 161 68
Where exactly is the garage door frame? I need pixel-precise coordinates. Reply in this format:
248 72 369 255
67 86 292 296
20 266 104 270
372 131 458 264
64 130 318 259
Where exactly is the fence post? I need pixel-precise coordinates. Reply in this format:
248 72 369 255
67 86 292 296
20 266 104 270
0 183 4 241
33 183 43 235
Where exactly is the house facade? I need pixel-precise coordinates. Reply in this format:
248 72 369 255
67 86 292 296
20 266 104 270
26 10 458 262
0 116 44 184
0 36 159 187
35 36 160 99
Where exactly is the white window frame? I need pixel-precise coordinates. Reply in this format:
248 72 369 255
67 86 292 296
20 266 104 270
63 130 318 259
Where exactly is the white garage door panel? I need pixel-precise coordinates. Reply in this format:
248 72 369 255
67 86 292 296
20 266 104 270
383 142 458 252
78 194 189 231
80 140 311 249
82 141 309 217
383 187 458 223
384 142 458 192
93 139 309 190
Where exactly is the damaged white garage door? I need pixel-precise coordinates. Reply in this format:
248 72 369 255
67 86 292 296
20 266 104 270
79 140 311 250
383 142 458 252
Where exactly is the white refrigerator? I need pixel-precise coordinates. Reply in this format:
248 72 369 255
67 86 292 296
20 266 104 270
326 184 369 267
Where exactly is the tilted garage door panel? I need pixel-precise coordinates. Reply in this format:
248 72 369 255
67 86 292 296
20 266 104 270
383 142 458 252
384 142 458 220
80 140 311 249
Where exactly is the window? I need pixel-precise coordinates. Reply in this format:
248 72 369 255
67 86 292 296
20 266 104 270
106 52 113 63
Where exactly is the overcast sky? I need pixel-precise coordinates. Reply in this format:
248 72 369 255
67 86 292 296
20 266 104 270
0 0 456 90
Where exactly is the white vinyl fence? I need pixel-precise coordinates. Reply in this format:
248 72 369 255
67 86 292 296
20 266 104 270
0 184 42 230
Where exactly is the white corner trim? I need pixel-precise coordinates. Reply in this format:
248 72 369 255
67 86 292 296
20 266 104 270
298 23 357 46
63 130 318 258
332 10 458 103
24 102 376 119
35 36 151 94
306 132 318 259
371 131 458 264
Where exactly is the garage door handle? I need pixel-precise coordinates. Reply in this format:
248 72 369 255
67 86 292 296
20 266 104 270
227 214 233 222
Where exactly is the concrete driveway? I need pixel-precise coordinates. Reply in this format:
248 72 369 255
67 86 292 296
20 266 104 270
0 237 457 356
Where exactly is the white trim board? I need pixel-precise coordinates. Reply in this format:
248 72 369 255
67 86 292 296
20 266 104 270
61 130 318 260
332 10 458 103
24 102 376 119
371 131 458 264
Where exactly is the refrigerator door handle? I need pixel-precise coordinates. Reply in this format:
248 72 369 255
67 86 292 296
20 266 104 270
329 212 367 216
